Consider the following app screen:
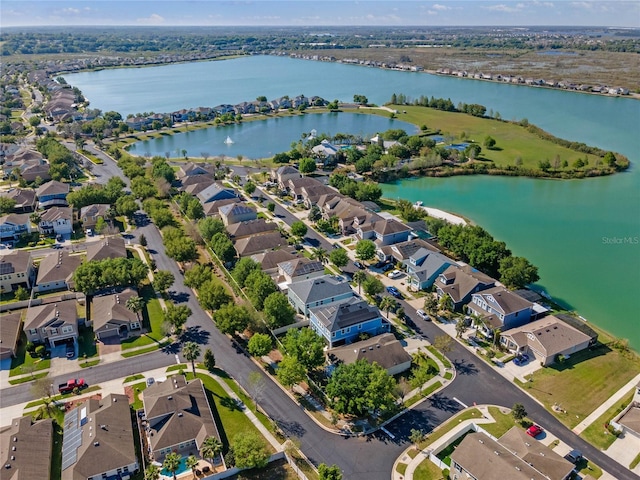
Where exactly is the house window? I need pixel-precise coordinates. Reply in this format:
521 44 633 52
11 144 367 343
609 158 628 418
50 328 57 335
331 332 336 338
345 327 350 333
62 326 73 333
29 329 37 335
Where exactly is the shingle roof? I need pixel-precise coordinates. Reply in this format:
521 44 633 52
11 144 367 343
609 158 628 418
0 213 31 226
278 257 323 278
473 286 533 316
234 231 285 257
226 219 277 238
196 182 236 203
91 288 138 331
0 416 53 480
379 238 441 261
408 252 453 283
373 219 411 236
328 333 411 372
36 180 69 197
251 250 299 271
79 203 110 219
24 299 77 331
0 250 32 275
2 188 36 209
35 251 82 286
85 236 127 262
40 206 72 223
219 203 256 218
288 275 353 304
0 311 22 359
311 297 381 333
436 265 495 304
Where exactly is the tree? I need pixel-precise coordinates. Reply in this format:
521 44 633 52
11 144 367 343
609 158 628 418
164 304 192 334
231 257 261 287
290 220 308 239
263 292 296 328
484 136 497 149
434 335 454 355
144 464 160 480
498 256 540 289
210 232 235 263
379 296 396 319
282 328 325 370
244 181 256 196
319 464 343 480
277 355 306 389
31 374 53 399
310 247 327 264
125 295 145 321
203 348 216 371
353 270 367 295
186 455 199 479
267 202 276 212
423 294 438 315
299 157 316 175
198 280 231 311
115 195 138 219
244 270 277 310
409 429 425 450
182 341 201 376
0 197 16 214
231 431 269 469
164 235 198 263
14 285 29 301
162 452 182 480
213 303 251 335
153 270 175 293
184 264 213 289
410 364 432 394
329 248 349 268
200 436 223 467
198 217 225 242
248 333 273 357
362 275 384 296
353 94 369 105
438 294 453 314
512 403 527 422
455 318 468 338
355 239 376 261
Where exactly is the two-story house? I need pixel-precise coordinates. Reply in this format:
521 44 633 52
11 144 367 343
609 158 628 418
357 218 412 246
251 250 299 277
0 250 34 293
468 286 534 335
34 251 82 292
377 238 440 264
328 333 412 376
91 288 142 341
405 250 454 291
79 203 111 232
38 206 73 237
24 299 78 348
36 180 69 209
85 236 127 262
0 416 53 480
435 265 496 312
288 275 355 317
276 257 324 289
1 188 37 213
310 297 389 348
0 213 31 243
272 165 302 190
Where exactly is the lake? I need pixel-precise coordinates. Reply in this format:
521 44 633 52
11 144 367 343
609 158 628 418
65 55 640 348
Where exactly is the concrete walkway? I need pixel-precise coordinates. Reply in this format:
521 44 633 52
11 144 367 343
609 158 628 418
573 372 640 435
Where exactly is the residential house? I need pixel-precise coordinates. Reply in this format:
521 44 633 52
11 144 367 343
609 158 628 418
1 188 37 213
273 165 301 190
301 183 337 208
20 162 51 183
318 196 375 235
287 274 355 317
310 297 389 348
79 203 111 231
500 315 593 366
203 198 240 217
612 383 640 440
226 219 278 240
125 116 152 131
377 238 440 264
85 236 127 262
450 429 572 480
251 250 299 276
61 394 139 480
435 265 496 312
0 312 22 360
468 286 534 334
36 180 69 209
234 231 285 257
357 218 412 246
405 250 454 291
277 257 324 287
179 174 216 193
143 376 221 464
0 416 53 480
34 251 82 292
91 288 142 341
38 206 73 237
177 162 216 179
0 213 31 242
327 333 412 376
312 139 339 165
219 204 257 227
0 250 34 292
196 182 237 204
24 299 78 347
286 177 324 201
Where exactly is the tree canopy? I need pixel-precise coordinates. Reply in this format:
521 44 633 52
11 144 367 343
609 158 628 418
282 328 325 370
263 292 296 328
72 257 148 294
213 303 251 335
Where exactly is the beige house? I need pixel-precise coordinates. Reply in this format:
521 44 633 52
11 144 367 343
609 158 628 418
91 288 141 341
277 257 324 286
24 299 78 348
0 311 22 360
35 251 82 292
0 250 34 293
328 333 412 376
85 236 127 262
0 416 53 480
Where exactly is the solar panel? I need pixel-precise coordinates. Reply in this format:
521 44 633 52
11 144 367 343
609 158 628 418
61 409 82 471
0 262 14 274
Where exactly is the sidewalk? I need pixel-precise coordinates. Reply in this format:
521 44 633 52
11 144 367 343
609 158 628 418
572 372 640 435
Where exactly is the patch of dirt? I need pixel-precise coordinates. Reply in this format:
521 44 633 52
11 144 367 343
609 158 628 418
64 393 102 411
123 385 136 405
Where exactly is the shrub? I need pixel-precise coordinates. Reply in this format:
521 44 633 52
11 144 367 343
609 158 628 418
35 345 46 357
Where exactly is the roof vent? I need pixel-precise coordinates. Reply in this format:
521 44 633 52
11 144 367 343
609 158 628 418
515 467 521 471
100 425 107 430
11 447 16 451
4 464 11 469
525 442 530 447
93 442 99 447
494 451 500 456
12 437 16 442
478 439 484 444
168 396 173 400
10 457 14 461
369 346 373 351
177 412 183 417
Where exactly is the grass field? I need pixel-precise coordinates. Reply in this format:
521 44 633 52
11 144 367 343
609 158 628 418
481 406 518 438
517 342 640 429
413 459 447 480
580 389 635 450
121 283 165 350
10 332 51 377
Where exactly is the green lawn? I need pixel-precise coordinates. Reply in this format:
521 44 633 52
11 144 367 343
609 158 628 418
121 341 169 358
77 325 97 358
121 284 165 350
415 408 482 450
580 389 635 450
10 332 51 377
481 406 518 438
413 456 447 480
426 345 452 369
123 374 145 383
517 342 640 428
130 381 147 410
166 364 188 372
9 372 49 385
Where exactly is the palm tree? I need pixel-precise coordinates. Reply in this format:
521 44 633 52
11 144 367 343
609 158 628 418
182 341 201 376
186 455 199 479
380 296 396 319
200 436 223 471
162 452 182 480
125 296 145 322
310 247 327 264
144 464 160 480
353 271 367 295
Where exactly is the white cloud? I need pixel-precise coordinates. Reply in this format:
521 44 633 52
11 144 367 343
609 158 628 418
484 3 525 12
61 8 80 14
136 13 165 25
427 10 438 15
571 1 594 10
432 4 451 11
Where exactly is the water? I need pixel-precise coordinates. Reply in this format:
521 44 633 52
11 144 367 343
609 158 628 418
160 457 189 476
64 55 640 347
126 113 417 160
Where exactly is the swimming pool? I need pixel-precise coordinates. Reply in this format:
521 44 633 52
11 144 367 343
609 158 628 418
160 457 190 477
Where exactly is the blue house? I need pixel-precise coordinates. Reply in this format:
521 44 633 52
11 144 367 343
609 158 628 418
309 297 389 348
405 250 454 291
36 180 69 209
467 286 534 334
288 275 355 317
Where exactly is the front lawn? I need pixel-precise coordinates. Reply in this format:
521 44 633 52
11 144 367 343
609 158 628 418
10 332 51 377
77 325 97 358
517 341 640 429
121 284 165 350
481 406 518 438
413 459 447 480
580 388 635 450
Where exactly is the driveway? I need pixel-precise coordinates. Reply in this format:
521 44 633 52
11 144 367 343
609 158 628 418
607 433 640 475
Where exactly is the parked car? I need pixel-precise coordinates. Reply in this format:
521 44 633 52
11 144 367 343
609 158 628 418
373 260 387 269
353 261 365 269
388 269 403 279
416 309 430 320
564 449 583 464
381 263 394 273
65 343 75 359
526 424 544 437
386 286 402 298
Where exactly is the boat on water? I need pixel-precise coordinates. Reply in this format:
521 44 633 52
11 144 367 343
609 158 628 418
224 136 234 144
414 201 424 207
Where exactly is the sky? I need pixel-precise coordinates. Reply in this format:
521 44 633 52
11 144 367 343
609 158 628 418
1 0 639 28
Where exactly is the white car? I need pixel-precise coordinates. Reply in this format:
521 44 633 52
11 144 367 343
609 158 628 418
388 270 403 279
416 309 430 320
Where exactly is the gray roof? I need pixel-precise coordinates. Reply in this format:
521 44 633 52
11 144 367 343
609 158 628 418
0 250 32 275
36 251 82 286
0 213 31 227
251 249 299 271
40 206 72 223
407 251 452 283
0 416 53 480
24 299 77 331
328 333 411 372
472 286 533 316
2 188 36 209
436 265 496 304
79 203 110 219
219 203 256 218
234 231 285 257
85 236 127 262
0 311 22 359
278 257 324 278
92 288 138 331
288 275 353 304
226 218 277 238
36 180 69 197
311 297 381 333
379 238 440 262
196 182 236 203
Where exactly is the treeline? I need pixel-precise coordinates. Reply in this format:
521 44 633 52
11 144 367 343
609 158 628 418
72 257 148 294
390 93 488 117
35 135 77 181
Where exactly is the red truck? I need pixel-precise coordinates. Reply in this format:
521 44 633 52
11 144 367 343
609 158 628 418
58 378 86 394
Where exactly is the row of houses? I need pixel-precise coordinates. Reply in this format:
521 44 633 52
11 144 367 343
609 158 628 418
0 146 52 184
